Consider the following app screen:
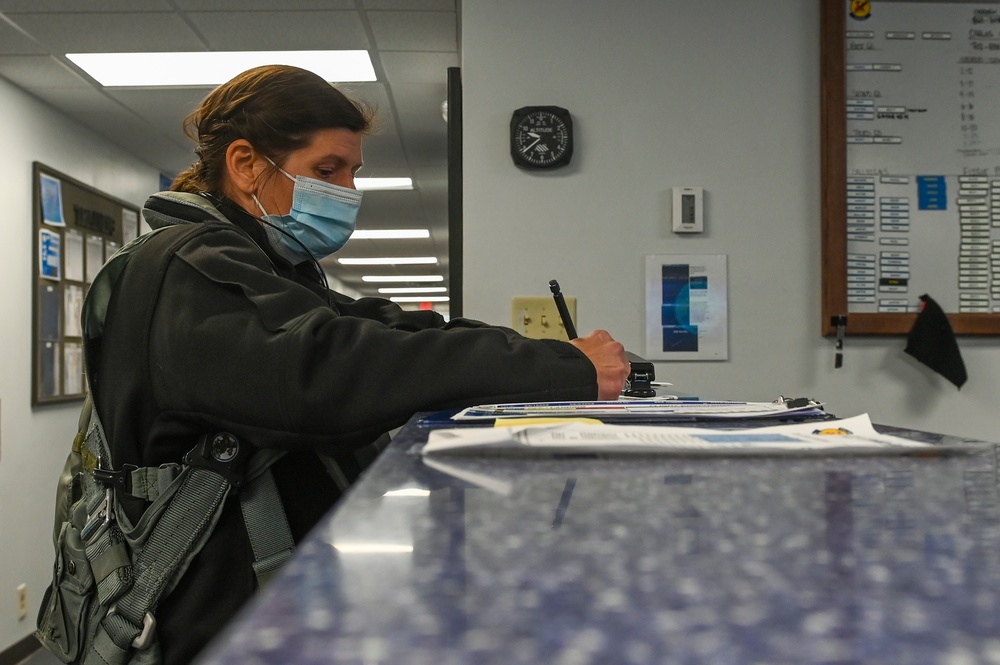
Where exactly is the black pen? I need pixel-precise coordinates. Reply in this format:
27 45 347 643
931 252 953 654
548 279 578 340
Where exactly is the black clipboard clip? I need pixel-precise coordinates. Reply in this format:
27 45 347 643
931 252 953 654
831 315 847 368
775 395 823 410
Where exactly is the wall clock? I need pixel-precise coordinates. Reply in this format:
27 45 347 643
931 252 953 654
510 106 573 169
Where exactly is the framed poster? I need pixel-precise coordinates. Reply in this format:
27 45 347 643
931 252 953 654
644 254 729 361
31 162 140 406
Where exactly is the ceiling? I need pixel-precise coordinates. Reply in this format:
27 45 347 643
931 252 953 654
0 0 457 305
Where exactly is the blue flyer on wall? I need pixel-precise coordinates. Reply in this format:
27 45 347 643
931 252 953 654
40 173 65 227
39 229 61 280
644 254 728 361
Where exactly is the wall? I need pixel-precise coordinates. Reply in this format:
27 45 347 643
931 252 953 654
0 75 159 652
461 0 1000 441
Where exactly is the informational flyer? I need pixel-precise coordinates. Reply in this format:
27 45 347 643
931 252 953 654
63 229 84 282
64 285 83 338
644 254 728 361
39 229 61 281
63 343 83 395
40 173 65 227
86 235 104 283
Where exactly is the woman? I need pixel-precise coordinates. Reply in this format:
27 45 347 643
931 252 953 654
92 64 629 663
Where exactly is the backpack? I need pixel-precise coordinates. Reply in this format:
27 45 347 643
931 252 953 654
35 229 296 665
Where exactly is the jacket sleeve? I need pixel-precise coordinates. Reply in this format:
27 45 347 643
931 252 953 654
143 225 597 451
330 291 499 332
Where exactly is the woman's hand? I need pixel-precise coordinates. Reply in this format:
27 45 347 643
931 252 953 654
569 330 631 400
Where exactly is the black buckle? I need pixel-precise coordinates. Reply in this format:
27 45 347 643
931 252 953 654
93 464 138 494
183 433 251 489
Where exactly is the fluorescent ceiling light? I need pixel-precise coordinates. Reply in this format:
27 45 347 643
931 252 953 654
382 489 431 497
333 543 414 554
66 50 376 87
391 296 450 303
378 287 447 294
338 257 438 266
352 229 429 239
362 275 444 283
355 177 413 191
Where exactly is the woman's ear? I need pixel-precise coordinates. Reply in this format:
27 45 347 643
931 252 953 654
225 139 265 196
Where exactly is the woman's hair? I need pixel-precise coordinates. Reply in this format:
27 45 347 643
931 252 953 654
171 64 374 195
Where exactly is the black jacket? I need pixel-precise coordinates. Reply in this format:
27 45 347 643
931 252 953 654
92 191 597 664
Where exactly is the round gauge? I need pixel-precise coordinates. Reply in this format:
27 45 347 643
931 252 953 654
510 106 574 169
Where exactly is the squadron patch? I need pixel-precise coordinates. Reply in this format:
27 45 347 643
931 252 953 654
850 0 872 20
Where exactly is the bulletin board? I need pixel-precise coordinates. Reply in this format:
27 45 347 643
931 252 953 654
31 162 140 406
821 0 1000 335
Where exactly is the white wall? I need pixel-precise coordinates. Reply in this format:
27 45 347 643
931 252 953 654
461 0 1000 441
0 76 159 652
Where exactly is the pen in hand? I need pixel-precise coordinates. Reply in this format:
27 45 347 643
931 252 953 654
549 279 578 340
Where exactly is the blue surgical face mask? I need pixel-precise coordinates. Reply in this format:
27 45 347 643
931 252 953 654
253 162 363 264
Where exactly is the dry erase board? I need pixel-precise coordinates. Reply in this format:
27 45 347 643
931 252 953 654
821 0 1000 335
31 162 140 406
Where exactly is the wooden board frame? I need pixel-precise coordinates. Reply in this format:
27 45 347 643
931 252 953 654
820 0 1000 336
31 162 140 406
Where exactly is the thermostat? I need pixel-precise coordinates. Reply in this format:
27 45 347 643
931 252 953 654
672 187 704 233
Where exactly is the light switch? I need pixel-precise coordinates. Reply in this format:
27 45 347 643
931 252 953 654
511 296 576 340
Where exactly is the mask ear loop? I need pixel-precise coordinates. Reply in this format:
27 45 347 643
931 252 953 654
205 188 335 309
256 214 334 308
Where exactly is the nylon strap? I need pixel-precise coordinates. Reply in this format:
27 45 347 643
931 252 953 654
99 465 232 653
240 468 295 587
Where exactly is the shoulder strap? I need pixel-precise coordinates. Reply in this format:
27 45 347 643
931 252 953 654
79 230 296 663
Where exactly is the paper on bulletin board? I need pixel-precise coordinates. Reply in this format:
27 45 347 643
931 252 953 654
644 254 728 361
40 173 65 227
39 229 61 281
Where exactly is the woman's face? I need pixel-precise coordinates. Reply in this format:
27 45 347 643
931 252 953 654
253 127 364 216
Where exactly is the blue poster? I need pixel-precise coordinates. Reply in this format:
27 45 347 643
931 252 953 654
645 254 729 361
40 173 65 227
39 229 61 280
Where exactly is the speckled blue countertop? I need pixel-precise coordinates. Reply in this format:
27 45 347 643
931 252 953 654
195 416 1000 665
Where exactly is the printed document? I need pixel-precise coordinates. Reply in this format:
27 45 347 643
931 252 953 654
422 414 969 457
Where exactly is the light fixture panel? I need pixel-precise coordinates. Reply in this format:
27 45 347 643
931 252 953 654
66 50 376 87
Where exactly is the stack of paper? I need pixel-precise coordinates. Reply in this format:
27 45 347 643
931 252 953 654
422 414 970 457
450 399 825 422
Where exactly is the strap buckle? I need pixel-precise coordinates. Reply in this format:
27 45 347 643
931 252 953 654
93 463 139 494
131 612 157 650
184 432 252 489
105 606 157 651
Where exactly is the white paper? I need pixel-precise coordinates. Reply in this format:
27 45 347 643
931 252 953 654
452 400 823 421
423 415 964 457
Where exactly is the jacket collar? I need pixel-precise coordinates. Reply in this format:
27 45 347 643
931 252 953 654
141 191 326 285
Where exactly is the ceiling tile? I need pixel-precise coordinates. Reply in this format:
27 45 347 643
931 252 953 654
175 0 354 9
362 0 455 10
0 20 46 54
27 84 121 114
380 51 456 84
104 87 210 133
8 12 206 52
0 54 90 88
187 10 370 51
0 1 168 11
367 11 457 52
391 82 449 167
360 129 408 174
